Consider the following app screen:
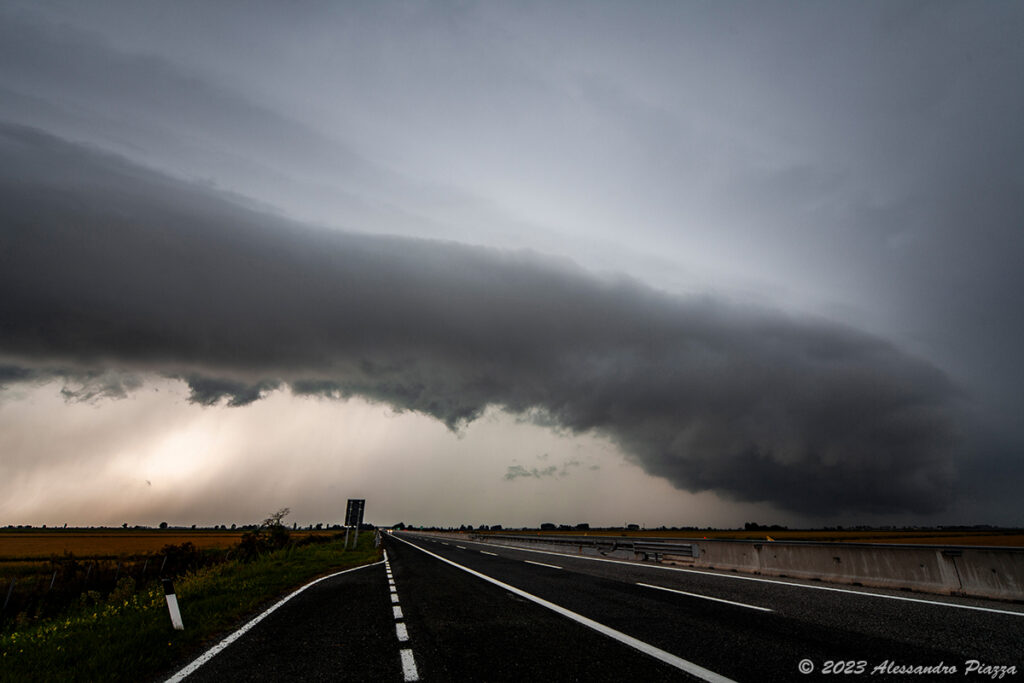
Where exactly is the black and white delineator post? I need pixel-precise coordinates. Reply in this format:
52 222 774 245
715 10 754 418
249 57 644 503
162 578 185 630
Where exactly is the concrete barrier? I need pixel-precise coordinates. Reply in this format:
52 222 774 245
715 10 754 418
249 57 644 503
453 533 1024 602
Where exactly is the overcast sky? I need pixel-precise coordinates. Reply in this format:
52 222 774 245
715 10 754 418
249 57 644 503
2 1 1022 529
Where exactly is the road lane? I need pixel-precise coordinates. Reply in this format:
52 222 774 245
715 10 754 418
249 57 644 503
179 561 401 682
393 532 1023 681
382 533 698 681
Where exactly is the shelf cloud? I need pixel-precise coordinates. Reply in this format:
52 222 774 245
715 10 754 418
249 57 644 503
1 124 961 515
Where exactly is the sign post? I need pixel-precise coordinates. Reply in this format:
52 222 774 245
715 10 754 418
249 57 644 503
345 499 365 550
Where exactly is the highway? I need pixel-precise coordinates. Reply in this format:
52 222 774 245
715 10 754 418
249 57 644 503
167 531 1023 681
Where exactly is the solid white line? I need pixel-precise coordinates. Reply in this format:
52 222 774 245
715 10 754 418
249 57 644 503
451 538 1024 617
391 535 734 683
396 622 409 642
400 648 420 682
638 582 772 612
164 561 384 682
393 605 404 619
525 560 562 570
481 551 498 556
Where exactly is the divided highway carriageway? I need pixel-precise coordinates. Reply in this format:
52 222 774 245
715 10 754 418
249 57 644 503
168 530 1023 682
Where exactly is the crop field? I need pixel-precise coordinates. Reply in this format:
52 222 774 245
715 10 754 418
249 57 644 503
0 529 339 562
475 528 1024 547
0 530 243 562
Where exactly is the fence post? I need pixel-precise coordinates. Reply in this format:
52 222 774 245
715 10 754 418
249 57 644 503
2 578 14 612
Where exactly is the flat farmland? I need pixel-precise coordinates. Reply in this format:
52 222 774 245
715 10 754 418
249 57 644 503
0 530 245 561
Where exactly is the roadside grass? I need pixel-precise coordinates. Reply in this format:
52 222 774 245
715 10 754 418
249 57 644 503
0 532 380 683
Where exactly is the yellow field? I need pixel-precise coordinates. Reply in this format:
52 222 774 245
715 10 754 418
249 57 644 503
0 529 338 560
477 529 1024 547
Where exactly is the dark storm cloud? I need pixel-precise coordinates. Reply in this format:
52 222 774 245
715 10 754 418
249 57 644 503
0 124 961 515
504 465 558 481
179 376 280 408
0 363 140 401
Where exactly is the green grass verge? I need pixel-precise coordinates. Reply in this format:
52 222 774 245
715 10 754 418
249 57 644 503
0 532 381 682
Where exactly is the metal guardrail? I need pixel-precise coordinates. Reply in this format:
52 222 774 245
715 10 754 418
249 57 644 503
469 534 698 560
466 533 1024 553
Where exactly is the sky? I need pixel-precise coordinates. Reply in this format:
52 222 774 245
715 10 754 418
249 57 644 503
1 1 1023 529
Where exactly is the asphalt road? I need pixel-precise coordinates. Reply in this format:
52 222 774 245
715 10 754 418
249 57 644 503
166 531 1023 682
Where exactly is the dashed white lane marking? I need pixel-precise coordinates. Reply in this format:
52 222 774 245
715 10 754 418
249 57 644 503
524 560 562 570
451 537 1024 617
456 545 467 549
480 551 498 556
391 534 735 683
637 582 772 612
400 648 420 681
387 551 420 681
164 560 384 682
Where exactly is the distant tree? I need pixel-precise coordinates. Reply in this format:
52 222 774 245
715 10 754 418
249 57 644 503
393 522 406 530
491 524 503 531
122 522 128 529
575 523 590 530
627 523 640 531
262 508 291 528
237 507 292 561
540 523 556 531
159 521 168 529
315 522 323 530
191 524 196 529
230 523 236 530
